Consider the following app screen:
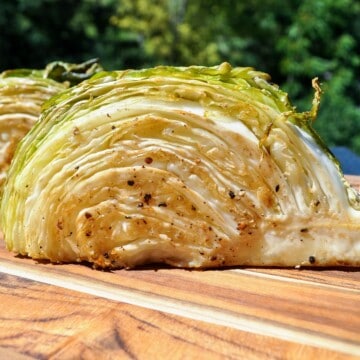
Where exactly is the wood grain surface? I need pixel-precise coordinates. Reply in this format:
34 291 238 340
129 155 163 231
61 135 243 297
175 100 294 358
2 271 356 360
0 176 359 359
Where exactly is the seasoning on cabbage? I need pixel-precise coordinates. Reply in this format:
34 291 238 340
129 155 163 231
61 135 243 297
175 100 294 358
1 63 359 268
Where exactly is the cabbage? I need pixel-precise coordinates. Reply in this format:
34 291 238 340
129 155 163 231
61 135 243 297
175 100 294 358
42 58 103 86
0 69 67 187
0 59 102 187
1 63 359 268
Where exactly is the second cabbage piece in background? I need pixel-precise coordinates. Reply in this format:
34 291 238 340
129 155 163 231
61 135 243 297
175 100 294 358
0 58 103 187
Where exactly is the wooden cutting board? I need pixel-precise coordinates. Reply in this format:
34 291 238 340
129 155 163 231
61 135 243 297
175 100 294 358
0 176 359 359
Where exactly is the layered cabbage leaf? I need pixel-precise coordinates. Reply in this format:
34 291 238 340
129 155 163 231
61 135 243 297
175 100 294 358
1 63 359 268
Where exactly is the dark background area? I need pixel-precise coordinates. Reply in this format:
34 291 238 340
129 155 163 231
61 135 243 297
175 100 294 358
1 0 359 173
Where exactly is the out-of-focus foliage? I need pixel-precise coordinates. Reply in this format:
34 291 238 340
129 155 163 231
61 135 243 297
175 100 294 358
0 0 359 154
110 0 223 66
0 0 142 70
275 0 360 153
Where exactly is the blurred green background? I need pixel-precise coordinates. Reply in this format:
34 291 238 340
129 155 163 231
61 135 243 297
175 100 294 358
1 0 360 157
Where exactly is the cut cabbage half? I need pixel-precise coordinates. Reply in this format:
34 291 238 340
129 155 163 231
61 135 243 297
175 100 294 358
1 63 359 268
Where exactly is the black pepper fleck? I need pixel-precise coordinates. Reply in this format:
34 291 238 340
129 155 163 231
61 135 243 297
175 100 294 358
228 190 235 199
158 202 167 207
309 256 316 264
144 193 152 205
127 180 135 186
275 184 280 192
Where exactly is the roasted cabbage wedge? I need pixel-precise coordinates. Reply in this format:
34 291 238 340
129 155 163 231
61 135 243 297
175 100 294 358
0 59 102 187
1 63 359 268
